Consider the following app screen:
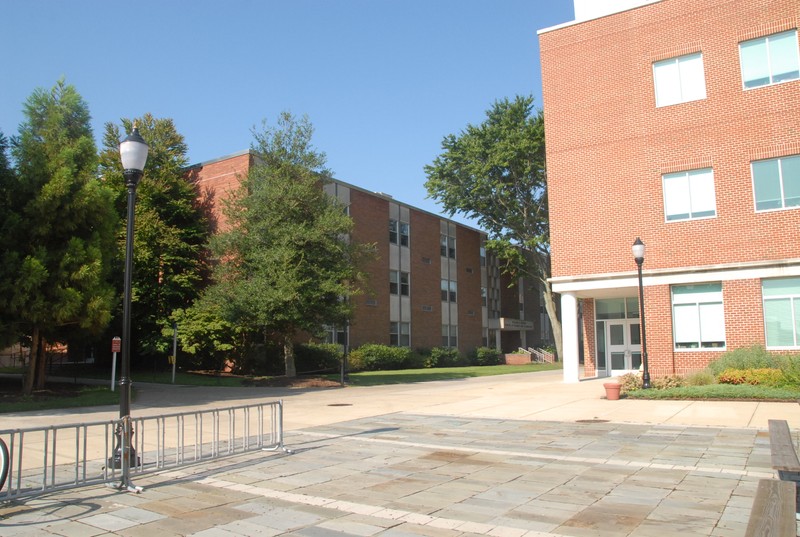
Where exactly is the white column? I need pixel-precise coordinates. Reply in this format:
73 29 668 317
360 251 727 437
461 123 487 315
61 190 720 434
561 292 580 383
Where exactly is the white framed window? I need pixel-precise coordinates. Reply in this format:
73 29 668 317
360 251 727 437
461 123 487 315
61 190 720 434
740 30 800 89
653 53 706 107
441 324 458 348
440 234 456 258
752 155 800 211
390 322 410 347
671 283 725 349
390 219 409 247
763 278 800 348
441 279 457 303
663 168 716 221
390 270 409 296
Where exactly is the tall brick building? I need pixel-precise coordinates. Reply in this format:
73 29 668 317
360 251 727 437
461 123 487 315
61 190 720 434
539 0 800 382
186 151 551 355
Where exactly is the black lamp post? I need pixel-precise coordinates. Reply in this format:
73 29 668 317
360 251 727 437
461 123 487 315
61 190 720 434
112 123 148 488
632 238 651 389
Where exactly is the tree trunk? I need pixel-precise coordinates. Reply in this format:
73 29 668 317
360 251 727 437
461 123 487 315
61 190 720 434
541 279 563 362
23 326 39 395
283 336 297 378
35 334 46 390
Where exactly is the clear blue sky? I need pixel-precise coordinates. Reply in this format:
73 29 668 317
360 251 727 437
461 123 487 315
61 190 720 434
1 1 574 225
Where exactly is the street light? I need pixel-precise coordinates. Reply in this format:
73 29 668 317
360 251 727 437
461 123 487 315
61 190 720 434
112 123 148 490
632 237 651 389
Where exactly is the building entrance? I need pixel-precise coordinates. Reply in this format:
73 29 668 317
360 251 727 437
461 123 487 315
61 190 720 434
594 297 641 377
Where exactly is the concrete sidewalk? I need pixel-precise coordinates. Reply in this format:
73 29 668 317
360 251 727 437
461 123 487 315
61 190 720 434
1 371 799 536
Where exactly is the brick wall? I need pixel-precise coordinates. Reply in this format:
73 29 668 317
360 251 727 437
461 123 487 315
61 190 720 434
540 0 800 279
410 210 443 349
349 189 390 348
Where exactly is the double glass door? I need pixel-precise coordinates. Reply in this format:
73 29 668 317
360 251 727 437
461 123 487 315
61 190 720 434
608 320 642 375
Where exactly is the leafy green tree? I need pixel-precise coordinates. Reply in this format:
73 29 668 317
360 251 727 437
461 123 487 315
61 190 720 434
8 80 117 393
424 95 562 360
206 112 369 377
166 304 245 371
99 114 210 365
0 131 22 348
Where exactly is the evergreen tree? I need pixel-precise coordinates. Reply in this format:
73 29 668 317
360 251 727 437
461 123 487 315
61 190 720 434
9 80 117 393
99 114 210 365
206 112 369 377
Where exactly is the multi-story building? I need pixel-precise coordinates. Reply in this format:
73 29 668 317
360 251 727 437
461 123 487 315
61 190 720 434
185 151 551 355
539 0 800 382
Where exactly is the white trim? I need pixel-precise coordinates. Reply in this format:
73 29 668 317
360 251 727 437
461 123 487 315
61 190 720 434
552 260 800 296
537 0 661 35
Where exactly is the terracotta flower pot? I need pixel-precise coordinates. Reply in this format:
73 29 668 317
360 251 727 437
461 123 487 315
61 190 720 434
603 382 621 400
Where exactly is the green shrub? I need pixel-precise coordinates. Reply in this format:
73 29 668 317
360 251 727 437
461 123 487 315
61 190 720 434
774 355 800 387
707 345 779 376
472 347 503 366
717 368 784 386
652 375 685 390
427 347 466 368
618 372 642 394
685 370 716 386
348 344 412 371
295 343 342 373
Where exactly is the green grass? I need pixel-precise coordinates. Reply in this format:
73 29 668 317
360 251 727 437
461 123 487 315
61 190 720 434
329 362 562 386
625 383 800 401
1 384 120 413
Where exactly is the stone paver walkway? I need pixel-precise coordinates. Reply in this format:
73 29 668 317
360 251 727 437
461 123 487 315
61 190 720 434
0 414 779 536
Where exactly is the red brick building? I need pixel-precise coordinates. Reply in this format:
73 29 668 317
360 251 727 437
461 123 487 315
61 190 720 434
186 151 551 355
539 0 800 382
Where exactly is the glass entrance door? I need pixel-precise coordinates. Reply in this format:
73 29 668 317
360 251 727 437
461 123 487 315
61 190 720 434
608 320 642 375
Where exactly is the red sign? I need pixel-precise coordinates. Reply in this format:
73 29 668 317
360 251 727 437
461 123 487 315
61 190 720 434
111 337 121 353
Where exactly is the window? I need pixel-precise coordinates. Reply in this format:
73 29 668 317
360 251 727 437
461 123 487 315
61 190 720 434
391 220 409 246
653 53 706 107
663 168 716 221
390 322 410 347
441 279 457 302
671 283 725 349
763 278 800 348
480 246 487 267
442 324 458 347
399 222 409 247
440 234 456 258
752 155 800 211
390 270 409 296
740 30 800 89
481 287 487 306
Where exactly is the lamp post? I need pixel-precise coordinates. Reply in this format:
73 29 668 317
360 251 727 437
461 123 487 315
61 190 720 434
112 123 148 489
632 238 651 389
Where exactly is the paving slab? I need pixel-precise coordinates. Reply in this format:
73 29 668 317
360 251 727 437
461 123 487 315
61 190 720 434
3 371 800 536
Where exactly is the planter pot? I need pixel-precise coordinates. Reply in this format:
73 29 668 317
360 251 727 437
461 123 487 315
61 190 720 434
603 382 621 400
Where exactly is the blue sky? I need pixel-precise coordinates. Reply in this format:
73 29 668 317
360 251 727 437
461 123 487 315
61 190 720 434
1 1 574 225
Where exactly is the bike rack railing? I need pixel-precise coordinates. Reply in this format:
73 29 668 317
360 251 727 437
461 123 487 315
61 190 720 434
0 400 289 502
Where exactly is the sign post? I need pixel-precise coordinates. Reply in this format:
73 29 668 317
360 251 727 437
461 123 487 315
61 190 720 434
111 336 121 391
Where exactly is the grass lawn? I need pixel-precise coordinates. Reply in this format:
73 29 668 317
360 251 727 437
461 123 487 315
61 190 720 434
329 363 562 386
0 362 562 412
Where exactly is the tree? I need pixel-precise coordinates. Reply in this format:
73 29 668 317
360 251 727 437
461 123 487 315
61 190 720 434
206 112 369 377
8 80 118 393
0 131 21 348
98 114 210 365
424 95 562 360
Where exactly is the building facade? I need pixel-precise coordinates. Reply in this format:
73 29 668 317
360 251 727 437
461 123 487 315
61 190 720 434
539 0 800 382
186 151 551 355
